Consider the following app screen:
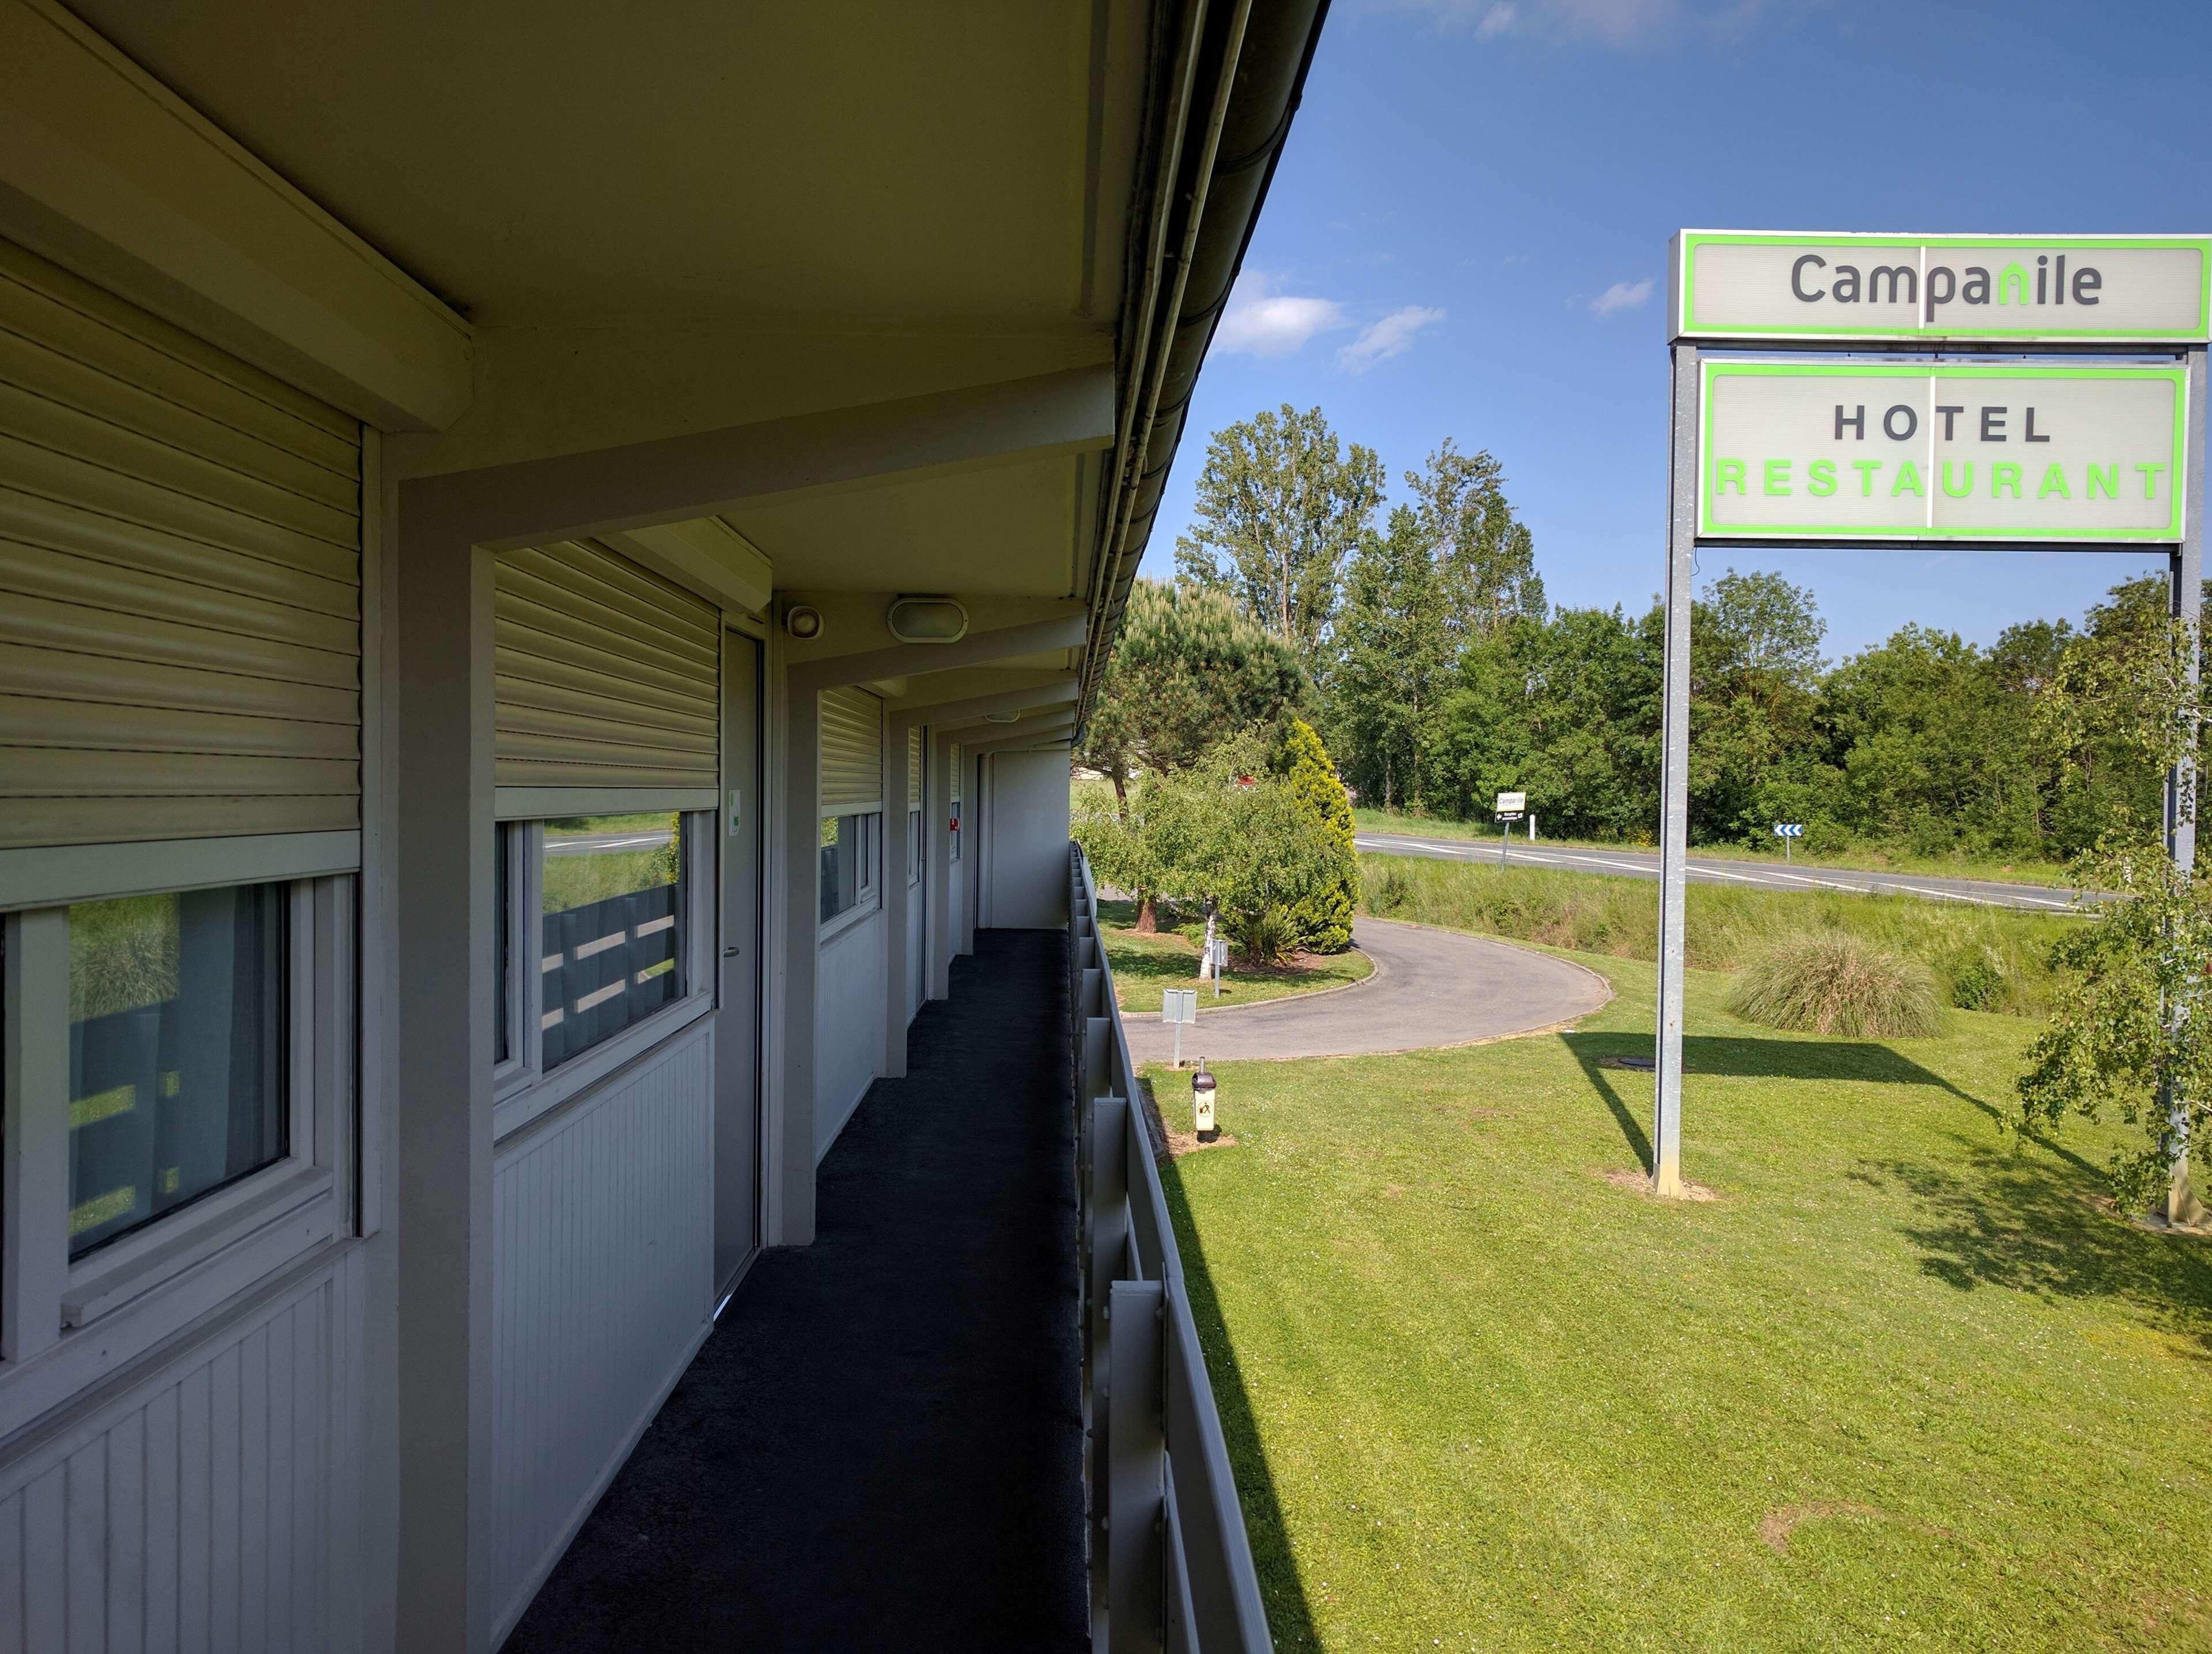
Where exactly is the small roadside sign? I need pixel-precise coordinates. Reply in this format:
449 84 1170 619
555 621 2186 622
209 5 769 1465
1773 821 1804 862
1163 988 1198 1067
1494 791 1527 817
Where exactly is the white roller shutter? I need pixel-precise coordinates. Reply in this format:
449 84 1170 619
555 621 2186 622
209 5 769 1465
907 726 923 810
819 686 882 812
949 743 963 803
494 538 719 792
0 237 362 851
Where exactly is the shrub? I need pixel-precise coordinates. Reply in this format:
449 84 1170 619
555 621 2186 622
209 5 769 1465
1725 933 1947 1038
1942 942 2009 1012
1230 904 1302 967
1275 716 1359 952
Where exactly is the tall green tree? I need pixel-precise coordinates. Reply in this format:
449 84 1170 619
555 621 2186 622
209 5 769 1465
1075 578 1306 807
1331 506 1454 810
1403 439 1545 640
1173 404 1384 673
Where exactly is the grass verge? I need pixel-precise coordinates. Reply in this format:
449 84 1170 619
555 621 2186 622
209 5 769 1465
1152 950 2212 1652
1351 806 2075 887
1100 898 1372 1015
1359 852 2078 1018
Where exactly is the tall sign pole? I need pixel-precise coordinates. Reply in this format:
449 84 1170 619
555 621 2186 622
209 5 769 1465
2166 344 2207 1223
1657 229 2209 1204
1653 343 1699 1198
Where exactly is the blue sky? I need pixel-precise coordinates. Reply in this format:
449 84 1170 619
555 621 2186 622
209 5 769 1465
1142 0 2205 658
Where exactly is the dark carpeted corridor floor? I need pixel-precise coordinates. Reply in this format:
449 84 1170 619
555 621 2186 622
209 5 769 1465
505 928 1088 1653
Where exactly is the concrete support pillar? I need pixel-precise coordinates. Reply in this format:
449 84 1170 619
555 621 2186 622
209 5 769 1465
881 715 914 1079
926 729 955 1001
775 682 820 1244
392 507 494 1652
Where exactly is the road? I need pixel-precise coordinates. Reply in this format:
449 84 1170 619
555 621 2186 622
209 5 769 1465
545 828 675 857
1355 831 2089 913
1124 916 1612 1066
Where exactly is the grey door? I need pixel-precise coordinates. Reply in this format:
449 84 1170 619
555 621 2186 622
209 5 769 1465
715 630 763 1293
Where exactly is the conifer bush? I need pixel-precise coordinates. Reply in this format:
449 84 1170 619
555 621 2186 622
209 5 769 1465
1725 932 1946 1038
1277 716 1359 953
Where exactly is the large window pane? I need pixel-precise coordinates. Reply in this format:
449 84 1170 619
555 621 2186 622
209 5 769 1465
68 884 287 1258
541 814 686 1068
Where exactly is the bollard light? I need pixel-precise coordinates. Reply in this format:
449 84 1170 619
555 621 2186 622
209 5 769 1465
1192 1064 1218 1143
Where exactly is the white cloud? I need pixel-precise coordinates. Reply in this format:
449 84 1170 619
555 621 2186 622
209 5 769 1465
1337 305 1446 373
1373 0 1766 49
1589 278 1653 317
1214 271 1347 357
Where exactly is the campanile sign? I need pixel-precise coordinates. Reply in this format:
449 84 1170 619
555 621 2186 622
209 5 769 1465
1646 228 2207 1203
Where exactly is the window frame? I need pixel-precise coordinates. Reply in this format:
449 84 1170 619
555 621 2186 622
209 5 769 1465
906 808 923 889
492 809 716 1141
817 807 884 940
0 868 354 1437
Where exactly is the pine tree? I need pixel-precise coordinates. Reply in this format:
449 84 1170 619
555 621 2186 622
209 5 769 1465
1276 716 1358 953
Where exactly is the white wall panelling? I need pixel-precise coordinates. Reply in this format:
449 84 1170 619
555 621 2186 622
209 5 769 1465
490 1025 715 1642
813 911 885 1163
0 1246 365 1654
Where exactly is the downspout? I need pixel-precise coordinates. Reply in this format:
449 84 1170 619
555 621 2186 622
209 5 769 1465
1077 0 1333 733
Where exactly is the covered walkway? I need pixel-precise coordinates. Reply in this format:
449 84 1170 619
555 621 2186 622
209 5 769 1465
505 930 1087 1653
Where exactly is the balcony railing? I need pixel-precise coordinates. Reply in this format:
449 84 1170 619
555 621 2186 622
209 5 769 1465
1070 845 1270 1654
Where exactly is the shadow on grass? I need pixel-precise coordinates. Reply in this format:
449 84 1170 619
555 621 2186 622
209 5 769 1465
1847 1150 2212 1353
1153 1140 1324 1654
1563 1031 2003 1177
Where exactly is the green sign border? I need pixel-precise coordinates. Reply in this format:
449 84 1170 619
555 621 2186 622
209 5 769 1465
1676 232 2212 343
1696 360 2188 544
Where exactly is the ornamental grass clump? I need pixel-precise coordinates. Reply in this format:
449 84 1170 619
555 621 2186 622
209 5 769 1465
1726 932 1948 1038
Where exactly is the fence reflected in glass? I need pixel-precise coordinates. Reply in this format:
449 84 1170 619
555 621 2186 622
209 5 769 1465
541 814 686 1068
67 883 288 1257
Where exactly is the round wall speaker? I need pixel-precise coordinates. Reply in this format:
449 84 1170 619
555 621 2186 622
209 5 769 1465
785 604 823 640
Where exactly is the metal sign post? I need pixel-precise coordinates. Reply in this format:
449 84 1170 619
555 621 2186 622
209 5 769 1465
1657 229 2209 1206
1772 821 1804 863
1495 791 1526 871
1162 988 1198 1068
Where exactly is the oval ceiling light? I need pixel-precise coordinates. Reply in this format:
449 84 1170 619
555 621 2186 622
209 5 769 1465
885 597 967 644
785 604 823 640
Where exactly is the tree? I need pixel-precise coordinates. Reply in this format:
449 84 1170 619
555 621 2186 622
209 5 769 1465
2018 602 2210 1218
1331 507 1453 811
1275 716 1358 952
1075 578 1306 808
1173 405 1384 673
1403 439 1544 640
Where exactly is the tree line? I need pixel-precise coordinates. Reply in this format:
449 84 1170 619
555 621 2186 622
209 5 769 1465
1088 401 2205 867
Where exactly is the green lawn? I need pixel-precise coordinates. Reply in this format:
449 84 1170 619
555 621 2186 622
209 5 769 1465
1154 949 2212 1652
1351 806 2076 887
1099 898 1373 1015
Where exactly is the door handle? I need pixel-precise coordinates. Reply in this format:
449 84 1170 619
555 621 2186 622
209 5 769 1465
722 946 741 958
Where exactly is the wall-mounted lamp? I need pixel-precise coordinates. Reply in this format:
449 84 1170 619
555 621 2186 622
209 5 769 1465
785 604 823 640
885 596 967 644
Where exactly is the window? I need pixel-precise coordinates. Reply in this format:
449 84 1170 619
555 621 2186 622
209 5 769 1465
950 800 963 862
0 869 351 1427
907 809 923 887
820 811 880 924
67 885 287 1257
541 815 688 1069
492 810 713 1135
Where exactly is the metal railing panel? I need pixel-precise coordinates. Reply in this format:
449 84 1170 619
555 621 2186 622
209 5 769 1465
1070 844 1271 1654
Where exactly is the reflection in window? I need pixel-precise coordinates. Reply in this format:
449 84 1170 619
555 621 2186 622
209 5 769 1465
907 809 923 886
67 884 287 1257
541 814 686 1068
819 812 878 923
539 818 685 1075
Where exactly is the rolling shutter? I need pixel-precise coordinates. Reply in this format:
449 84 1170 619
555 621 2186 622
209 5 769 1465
907 727 923 810
493 538 719 791
0 237 362 851
819 686 882 812
949 743 963 803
